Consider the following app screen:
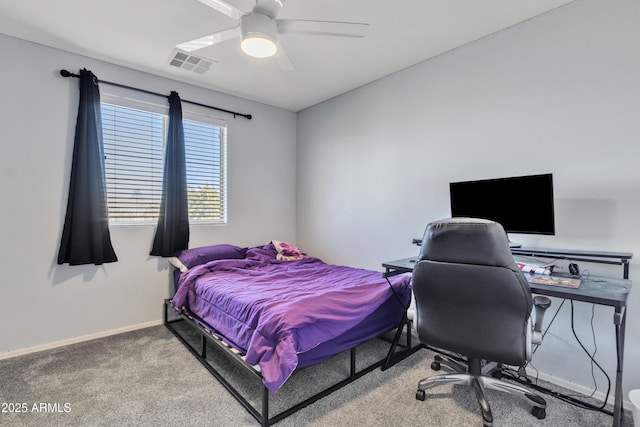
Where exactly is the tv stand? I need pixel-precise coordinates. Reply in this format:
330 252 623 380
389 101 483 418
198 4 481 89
506 232 522 248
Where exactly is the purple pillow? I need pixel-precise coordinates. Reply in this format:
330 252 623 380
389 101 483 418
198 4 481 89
170 244 247 272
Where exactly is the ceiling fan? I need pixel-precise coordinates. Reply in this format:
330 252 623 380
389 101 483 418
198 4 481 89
177 0 369 70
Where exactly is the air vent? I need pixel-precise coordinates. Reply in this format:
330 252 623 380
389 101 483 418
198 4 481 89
168 50 215 74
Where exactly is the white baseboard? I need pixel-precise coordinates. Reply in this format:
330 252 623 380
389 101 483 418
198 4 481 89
528 368 632 411
0 320 163 361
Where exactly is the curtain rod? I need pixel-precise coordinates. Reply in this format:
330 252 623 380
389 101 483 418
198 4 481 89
59 69 252 120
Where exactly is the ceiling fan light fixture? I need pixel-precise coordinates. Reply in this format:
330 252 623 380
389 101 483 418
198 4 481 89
241 35 277 58
240 12 278 58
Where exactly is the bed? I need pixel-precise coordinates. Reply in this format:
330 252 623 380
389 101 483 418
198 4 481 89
165 241 414 425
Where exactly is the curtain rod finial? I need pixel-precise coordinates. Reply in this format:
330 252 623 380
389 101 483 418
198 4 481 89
60 69 81 78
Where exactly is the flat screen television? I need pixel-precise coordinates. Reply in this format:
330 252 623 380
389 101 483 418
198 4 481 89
449 173 555 239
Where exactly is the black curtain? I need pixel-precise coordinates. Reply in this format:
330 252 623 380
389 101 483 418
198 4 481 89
58 69 118 265
150 91 189 256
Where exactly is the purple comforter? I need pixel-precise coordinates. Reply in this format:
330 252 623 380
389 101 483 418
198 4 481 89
172 244 411 393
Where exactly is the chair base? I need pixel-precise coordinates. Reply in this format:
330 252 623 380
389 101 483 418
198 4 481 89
416 354 546 427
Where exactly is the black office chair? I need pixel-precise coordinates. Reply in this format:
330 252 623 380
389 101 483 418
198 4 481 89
412 218 550 427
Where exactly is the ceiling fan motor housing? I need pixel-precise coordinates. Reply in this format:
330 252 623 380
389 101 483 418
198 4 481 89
240 13 278 58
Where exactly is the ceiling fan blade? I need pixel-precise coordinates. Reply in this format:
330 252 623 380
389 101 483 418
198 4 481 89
196 0 244 21
254 0 285 18
277 19 369 38
274 41 294 71
177 26 241 52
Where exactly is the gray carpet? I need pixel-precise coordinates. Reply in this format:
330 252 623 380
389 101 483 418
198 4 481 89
0 325 632 426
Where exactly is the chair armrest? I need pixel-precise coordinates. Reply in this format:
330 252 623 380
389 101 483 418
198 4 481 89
532 295 551 345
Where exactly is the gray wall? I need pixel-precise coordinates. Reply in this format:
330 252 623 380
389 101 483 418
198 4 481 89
0 34 297 355
297 0 640 400
1 0 639 407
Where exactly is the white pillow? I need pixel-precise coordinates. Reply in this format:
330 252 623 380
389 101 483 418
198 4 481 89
168 256 189 273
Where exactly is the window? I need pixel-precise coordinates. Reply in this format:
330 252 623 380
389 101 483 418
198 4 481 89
101 102 226 225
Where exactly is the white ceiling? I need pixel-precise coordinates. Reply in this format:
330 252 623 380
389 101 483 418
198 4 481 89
0 0 574 112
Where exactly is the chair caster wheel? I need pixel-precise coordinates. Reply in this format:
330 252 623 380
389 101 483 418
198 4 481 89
416 389 426 401
430 361 441 371
531 406 546 419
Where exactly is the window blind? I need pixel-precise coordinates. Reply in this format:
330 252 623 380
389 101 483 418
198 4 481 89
101 103 226 224
183 119 226 222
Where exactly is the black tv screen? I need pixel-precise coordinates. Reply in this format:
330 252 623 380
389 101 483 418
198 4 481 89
449 173 555 235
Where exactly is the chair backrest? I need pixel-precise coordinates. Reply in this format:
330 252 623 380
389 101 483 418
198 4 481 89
412 217 532 366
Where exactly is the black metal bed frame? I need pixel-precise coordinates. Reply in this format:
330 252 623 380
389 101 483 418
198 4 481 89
163 299 420 426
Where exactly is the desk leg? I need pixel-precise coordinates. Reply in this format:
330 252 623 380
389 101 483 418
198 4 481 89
382 314 409 370
613 307 626 427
